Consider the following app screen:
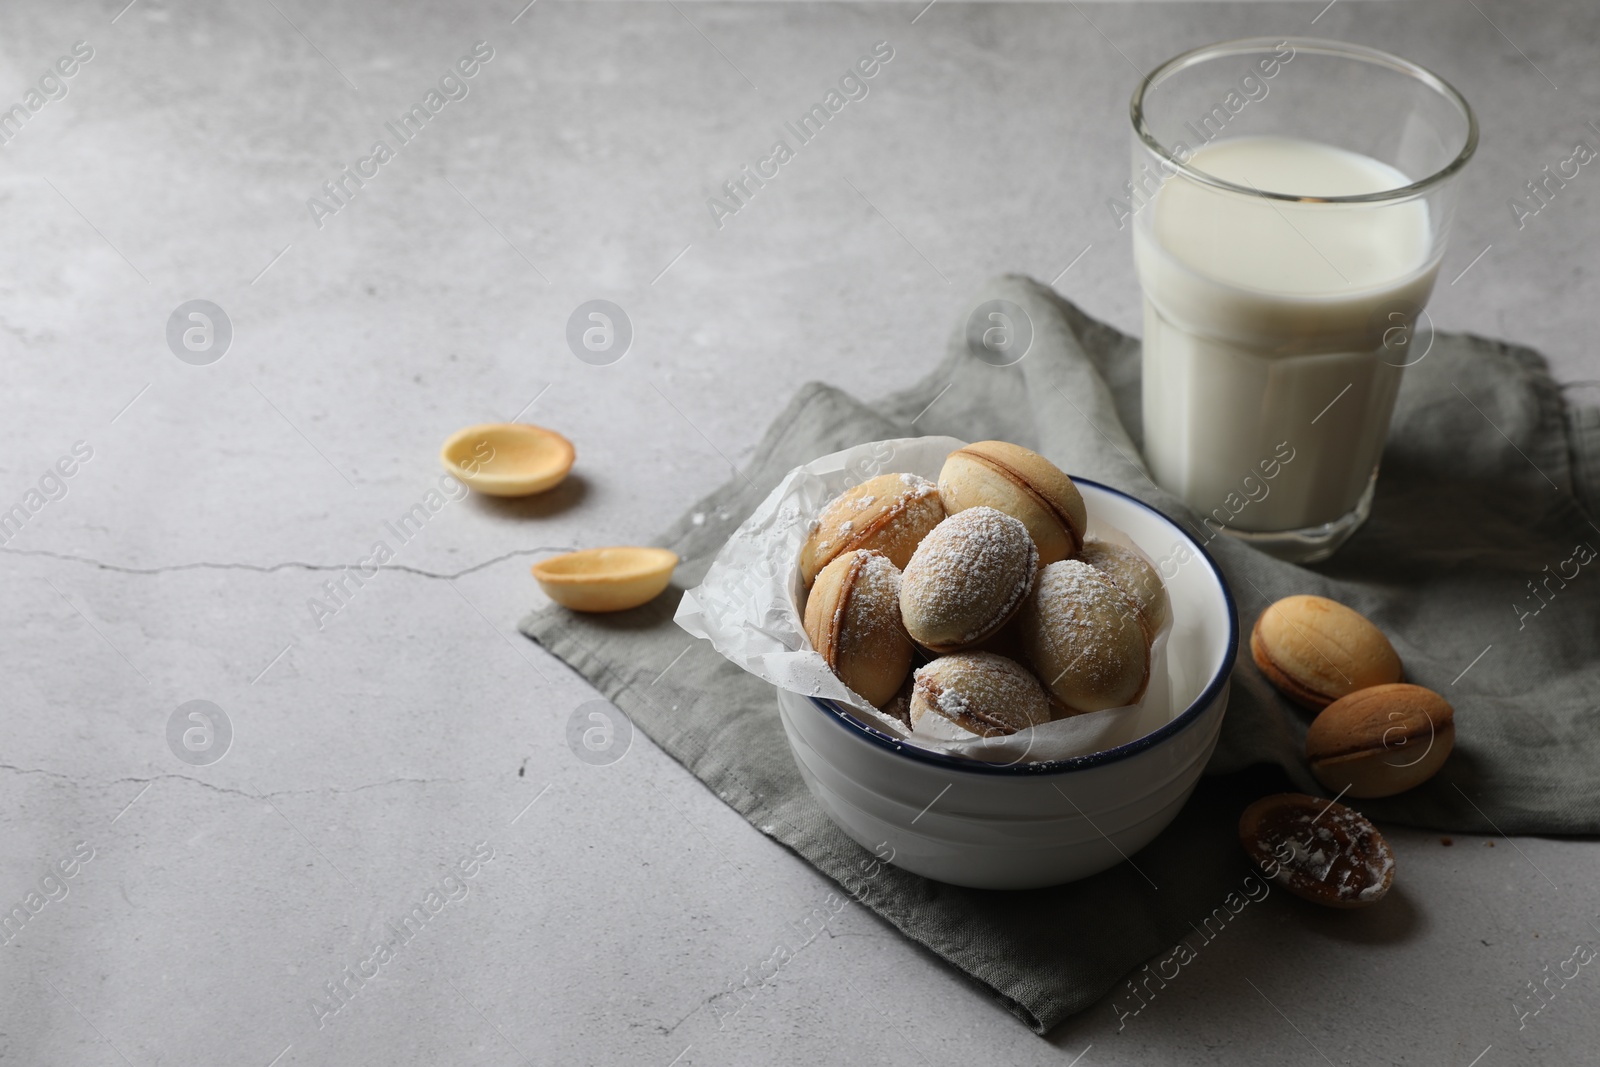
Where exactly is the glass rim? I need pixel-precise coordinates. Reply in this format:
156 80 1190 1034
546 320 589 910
1129 36 1479 205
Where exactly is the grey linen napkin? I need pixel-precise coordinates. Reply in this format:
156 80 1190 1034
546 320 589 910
520 274 1600 1032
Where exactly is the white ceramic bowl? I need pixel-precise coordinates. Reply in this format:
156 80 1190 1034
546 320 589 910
775 478 1238 890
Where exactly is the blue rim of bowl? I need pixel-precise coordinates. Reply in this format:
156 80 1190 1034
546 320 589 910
805 477 1239 777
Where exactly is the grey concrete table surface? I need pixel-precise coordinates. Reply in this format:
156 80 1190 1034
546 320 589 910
2 0 1596 1064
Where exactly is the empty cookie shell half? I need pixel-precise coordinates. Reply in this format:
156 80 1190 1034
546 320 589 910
441 423 575 497
532 547 678 613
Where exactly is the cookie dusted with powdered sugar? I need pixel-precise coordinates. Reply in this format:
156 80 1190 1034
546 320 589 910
1018 559 1151 715
799 473 945 589
1079 537 1170 634
910 652 1050 738
899 507 1039 654
803 549 913 708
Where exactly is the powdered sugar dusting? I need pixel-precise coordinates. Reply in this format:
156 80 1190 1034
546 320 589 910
1247 796 1395 906
1081 537 1169 632
1023 560 1148 708
837 550 904 659
817 474 934 527
901 507 1038 648
911 651 1049 736
808 474 941 577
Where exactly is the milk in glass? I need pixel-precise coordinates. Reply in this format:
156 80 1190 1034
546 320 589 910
1136 135 1438 533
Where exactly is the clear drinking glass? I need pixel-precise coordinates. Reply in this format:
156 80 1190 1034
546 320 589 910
1129 38 1477 562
